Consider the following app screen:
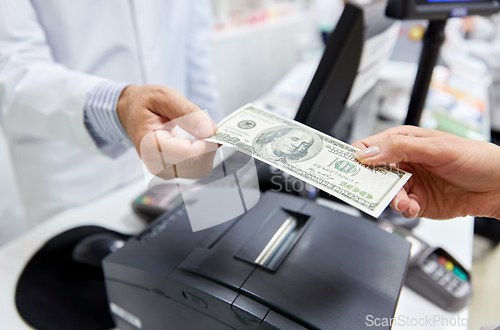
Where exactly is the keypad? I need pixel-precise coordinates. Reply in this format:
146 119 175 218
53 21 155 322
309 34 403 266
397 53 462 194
422 253 469 298
136 196 155 205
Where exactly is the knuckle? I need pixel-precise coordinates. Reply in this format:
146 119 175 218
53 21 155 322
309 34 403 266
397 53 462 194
387 135 403 150
387 125 411 136
384 135 409 162
150 86 170 101
180 102 199 116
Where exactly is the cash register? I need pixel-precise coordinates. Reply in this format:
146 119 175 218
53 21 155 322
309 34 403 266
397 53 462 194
104 191 411 330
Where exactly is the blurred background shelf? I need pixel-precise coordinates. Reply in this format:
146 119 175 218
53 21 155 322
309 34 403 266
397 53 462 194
211 0 320 116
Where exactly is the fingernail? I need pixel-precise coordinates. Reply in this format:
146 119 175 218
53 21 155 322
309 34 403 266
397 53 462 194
394 198 400 212
407 205 416 219
355 146 380 159
196 119 215 138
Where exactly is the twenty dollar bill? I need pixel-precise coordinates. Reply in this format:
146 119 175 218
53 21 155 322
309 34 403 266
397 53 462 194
206 104 411 218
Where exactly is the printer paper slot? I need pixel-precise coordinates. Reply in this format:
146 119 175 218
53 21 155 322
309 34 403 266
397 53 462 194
235 209 311 272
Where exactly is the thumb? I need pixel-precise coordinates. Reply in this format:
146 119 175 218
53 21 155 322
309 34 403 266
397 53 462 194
354 135 451 167
151 86 217 139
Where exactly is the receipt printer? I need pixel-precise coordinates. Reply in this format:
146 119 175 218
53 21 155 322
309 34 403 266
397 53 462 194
103 192 410 330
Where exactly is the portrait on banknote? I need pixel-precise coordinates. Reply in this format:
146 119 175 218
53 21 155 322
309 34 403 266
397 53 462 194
252 126 323 164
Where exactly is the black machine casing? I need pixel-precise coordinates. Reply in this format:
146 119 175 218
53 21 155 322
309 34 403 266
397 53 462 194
103 192 411 330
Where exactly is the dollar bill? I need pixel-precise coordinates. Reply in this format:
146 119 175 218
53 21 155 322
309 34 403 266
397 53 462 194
205 104 411 218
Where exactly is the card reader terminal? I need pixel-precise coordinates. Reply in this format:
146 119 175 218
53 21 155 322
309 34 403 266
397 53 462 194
378 221 473 312
132 185 183 222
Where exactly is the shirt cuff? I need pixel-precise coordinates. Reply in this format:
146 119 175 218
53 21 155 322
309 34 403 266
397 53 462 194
84 81 134 148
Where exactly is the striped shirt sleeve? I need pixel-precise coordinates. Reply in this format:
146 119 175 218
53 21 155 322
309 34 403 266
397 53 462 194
84 81 134 149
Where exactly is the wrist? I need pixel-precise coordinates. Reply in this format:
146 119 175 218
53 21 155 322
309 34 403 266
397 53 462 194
116 85 136 135
84 81 134 148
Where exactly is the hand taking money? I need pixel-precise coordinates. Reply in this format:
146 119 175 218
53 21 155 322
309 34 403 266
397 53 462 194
206 104 412 218
118 84 219 180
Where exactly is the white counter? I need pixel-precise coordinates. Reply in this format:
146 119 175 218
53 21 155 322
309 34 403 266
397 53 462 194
0 177 474 329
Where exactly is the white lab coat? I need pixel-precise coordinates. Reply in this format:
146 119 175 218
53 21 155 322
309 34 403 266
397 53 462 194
0 0 221 226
